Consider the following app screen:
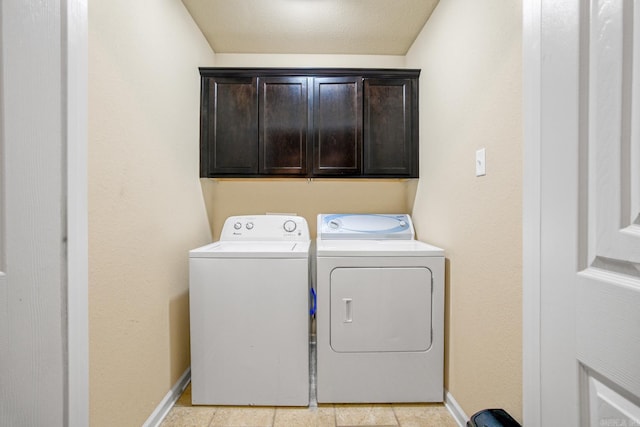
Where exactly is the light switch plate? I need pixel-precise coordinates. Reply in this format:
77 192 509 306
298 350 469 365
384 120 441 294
476 148 486 176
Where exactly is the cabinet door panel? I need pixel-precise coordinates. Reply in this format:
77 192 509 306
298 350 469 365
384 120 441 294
200 77 257 176
364 78 415 176
259 77 308 175
313 77 362 175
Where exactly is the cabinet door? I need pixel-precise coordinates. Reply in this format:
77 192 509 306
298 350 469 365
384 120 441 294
313 77 362 176
200 76 258 176
363 78 416 177
258 77 309 175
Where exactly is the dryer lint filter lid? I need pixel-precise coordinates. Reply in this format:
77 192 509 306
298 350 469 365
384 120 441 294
318 214 414 240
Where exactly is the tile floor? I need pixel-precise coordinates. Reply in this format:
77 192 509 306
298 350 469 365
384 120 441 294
160 384 459 427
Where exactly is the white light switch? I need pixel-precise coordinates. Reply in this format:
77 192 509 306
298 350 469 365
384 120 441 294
476 148 486 177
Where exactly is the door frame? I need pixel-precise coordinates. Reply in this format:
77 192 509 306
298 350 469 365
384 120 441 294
522 0 543 425
65 0 89 425
523 0 591 424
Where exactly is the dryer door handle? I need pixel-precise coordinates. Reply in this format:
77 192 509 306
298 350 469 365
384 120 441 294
343 298 353 323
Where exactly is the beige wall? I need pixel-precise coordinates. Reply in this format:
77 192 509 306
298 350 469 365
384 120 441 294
214 53 405 68
203 53 412 238
88 0 214 425
202 179 412 240
406 0 523 421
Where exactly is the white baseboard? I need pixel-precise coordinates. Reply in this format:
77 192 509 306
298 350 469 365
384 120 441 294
142 367 191 427
444 389 469 427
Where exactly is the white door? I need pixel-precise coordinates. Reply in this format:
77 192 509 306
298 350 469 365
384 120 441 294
0 1 88 426
525 0 640 425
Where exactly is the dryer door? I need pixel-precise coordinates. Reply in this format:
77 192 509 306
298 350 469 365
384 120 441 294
330 267 432 353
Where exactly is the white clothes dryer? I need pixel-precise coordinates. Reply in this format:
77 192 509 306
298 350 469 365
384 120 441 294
189 215 310 406
315 214 444 403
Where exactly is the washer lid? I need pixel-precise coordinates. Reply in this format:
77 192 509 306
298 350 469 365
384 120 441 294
315 239 444 257
190 240 311 258
318 214 414 240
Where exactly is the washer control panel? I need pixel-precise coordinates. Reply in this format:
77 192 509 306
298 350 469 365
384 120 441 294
220 215 310 241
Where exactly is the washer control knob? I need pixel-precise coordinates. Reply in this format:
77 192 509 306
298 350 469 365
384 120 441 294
246 222 254 230
283 220 297 233
233 222 242 230
399 220 407 227
329 220 340 229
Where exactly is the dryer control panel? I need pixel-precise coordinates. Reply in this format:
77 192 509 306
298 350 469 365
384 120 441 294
220 215 310 241
318 214 415 240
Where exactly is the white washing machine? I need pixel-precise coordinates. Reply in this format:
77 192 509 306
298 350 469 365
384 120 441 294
315 213 444 403
189 215 310 406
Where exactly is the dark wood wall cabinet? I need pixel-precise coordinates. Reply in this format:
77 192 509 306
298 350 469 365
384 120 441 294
199 68 420 178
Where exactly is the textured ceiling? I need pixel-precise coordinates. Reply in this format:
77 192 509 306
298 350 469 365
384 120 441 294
181 0 440 55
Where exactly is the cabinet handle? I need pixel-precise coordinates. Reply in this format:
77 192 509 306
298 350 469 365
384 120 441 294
343 298 352 323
